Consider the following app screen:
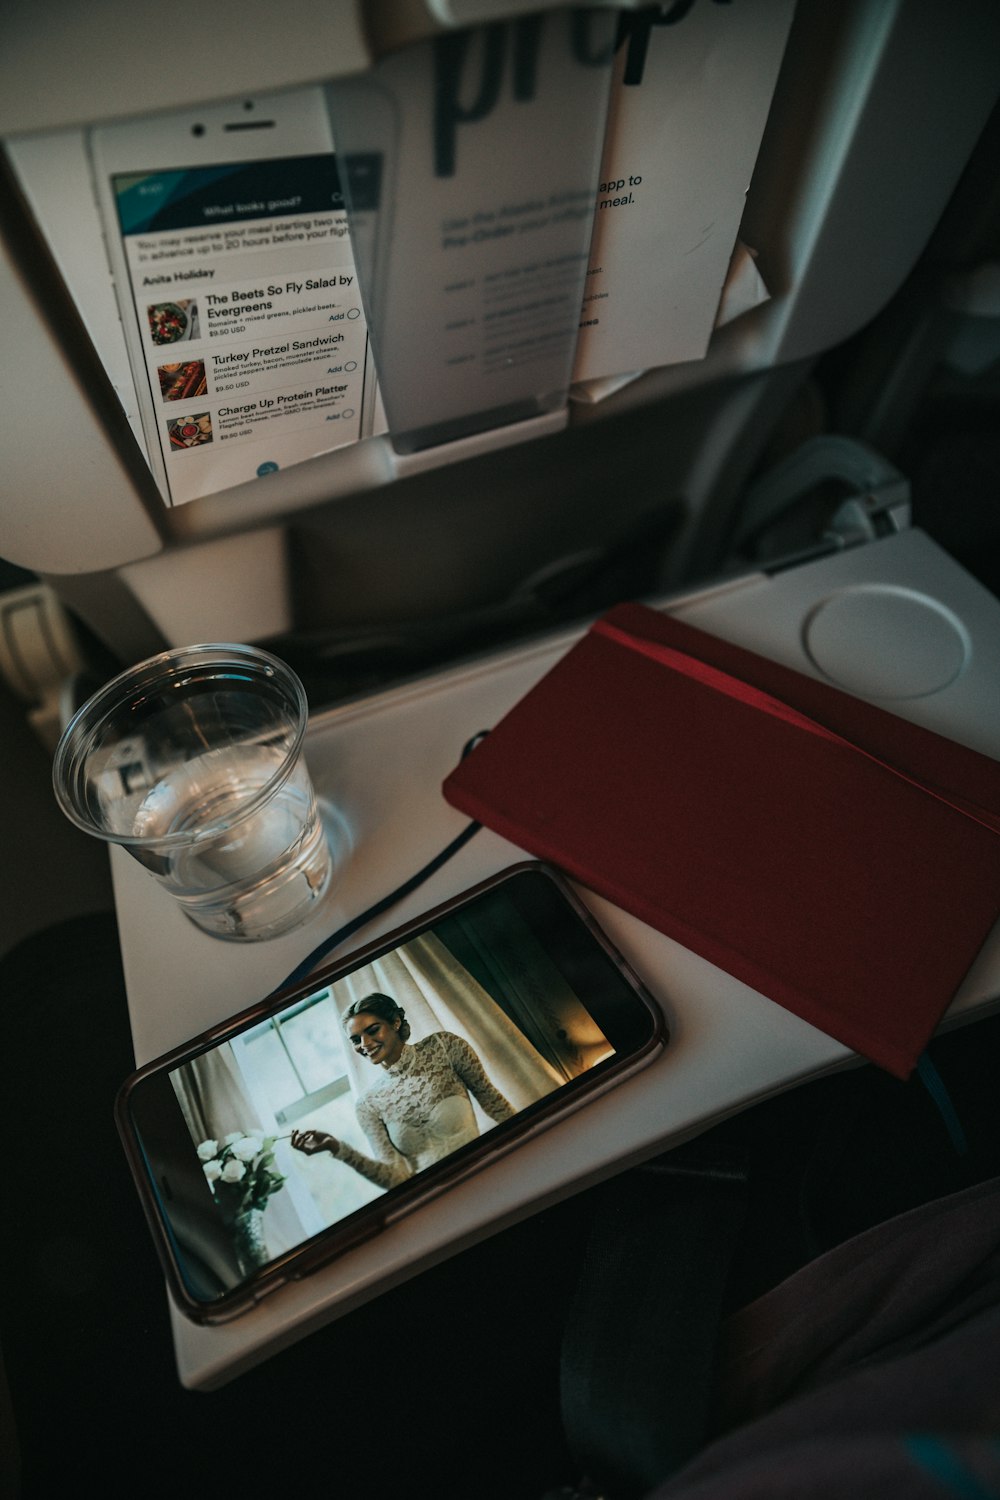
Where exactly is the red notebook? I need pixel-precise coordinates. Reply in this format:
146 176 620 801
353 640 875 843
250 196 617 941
442 602 1000 1078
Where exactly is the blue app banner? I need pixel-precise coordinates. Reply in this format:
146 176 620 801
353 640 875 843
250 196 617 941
114 156 345 236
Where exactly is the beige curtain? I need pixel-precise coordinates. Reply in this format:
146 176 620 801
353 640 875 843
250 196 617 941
171 1048 308 1256
173 1045 259 1145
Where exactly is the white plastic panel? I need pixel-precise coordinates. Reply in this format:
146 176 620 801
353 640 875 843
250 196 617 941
0 194 163 574
119 528 292 647
6 129 145 449
0 0 371 135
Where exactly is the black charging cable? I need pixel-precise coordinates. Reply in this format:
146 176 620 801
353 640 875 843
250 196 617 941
276 731 488 991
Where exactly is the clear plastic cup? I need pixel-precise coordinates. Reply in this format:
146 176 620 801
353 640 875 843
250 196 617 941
52 643 341 942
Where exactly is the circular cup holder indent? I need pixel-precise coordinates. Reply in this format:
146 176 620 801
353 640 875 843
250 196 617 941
802 586 970 699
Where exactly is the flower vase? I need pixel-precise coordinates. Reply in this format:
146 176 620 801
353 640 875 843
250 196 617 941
233 1206 269 1276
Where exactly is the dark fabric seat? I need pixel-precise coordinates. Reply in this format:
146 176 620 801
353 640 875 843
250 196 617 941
3 913 999 1500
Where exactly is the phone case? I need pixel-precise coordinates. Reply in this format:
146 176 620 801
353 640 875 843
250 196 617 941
115 861 667 1324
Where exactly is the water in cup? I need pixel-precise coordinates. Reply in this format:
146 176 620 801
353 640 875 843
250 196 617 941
130 743 332 940
53 643 342 942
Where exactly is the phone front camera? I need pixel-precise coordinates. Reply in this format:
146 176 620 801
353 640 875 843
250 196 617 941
243 100 254 111
191 124 205 137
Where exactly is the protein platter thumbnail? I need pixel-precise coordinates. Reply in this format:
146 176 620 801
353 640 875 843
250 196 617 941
167 413 213 450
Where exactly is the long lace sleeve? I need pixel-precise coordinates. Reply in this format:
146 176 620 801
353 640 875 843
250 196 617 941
441 1033 515 1123
332 1095 413 1190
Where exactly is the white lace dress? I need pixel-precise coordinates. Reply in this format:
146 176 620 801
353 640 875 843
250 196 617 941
332 1031 515 1189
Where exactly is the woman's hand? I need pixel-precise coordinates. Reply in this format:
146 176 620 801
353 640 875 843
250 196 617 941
290 1128 340 1156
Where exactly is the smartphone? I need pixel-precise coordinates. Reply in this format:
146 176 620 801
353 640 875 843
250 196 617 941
116 861 667 1325
87 85 380 507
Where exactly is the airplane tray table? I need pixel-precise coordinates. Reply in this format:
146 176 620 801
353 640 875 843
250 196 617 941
111 527 1000 1389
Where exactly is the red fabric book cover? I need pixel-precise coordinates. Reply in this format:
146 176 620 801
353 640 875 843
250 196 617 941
442 602 1000 1078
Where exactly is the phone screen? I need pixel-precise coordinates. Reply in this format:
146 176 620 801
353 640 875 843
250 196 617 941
118 865 664 1321
108 153 377 505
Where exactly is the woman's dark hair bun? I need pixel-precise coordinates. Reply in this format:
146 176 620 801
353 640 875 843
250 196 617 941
342 992 411 1042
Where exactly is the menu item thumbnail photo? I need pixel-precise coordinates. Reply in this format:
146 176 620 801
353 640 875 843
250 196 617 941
158 360 208 403
167 413 213 449
148 299 199 346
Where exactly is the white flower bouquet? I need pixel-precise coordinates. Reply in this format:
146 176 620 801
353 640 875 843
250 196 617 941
196 1132 286 1219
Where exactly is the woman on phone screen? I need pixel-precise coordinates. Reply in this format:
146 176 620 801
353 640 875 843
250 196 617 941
290 993 515 1189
